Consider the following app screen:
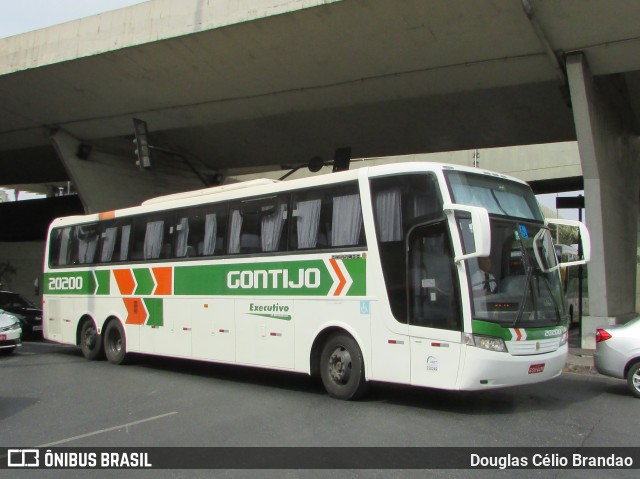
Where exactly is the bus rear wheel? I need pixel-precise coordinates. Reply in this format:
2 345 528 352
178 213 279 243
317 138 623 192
319 333 368 400
104 320 129 365
80 320 103 360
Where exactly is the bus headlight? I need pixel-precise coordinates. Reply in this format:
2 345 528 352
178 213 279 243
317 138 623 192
465 333 506 352
559 328 568 346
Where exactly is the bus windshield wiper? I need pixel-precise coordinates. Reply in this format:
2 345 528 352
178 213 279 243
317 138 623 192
537 273 562 324
513 232 534 327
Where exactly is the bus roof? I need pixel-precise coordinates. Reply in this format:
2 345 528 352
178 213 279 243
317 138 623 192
142 178 280 205
48 162 530 228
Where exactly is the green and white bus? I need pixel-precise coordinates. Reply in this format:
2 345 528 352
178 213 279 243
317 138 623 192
43 162 589 399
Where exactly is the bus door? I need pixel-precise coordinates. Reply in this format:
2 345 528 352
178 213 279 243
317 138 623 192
407 222 463 389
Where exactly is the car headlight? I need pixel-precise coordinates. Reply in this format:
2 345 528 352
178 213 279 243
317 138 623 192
1 314 21 331
465 333 507 352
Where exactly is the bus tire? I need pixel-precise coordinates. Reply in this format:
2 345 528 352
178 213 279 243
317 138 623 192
80 319 103 360
103 320 129 365
626 361 640 399
319 333 368 400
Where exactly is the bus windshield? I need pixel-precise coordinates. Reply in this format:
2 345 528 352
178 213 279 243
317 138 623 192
445 170 544 221
445 171 566 326
464 220 566 326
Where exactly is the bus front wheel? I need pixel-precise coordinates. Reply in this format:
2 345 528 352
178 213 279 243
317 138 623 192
80 320 103 360
319 333 368 400
104 320 129 365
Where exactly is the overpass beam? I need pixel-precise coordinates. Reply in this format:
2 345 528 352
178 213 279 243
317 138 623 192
51 129 206 213
566 53 640 348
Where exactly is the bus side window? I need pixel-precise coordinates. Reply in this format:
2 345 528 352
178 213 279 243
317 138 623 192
144 215 174 260
57 227 73 266
96 221 131 263
48 228 63 267
175 217 191 257
75 224 99 264
228 195 288 255
175 204 227 258
291 194 322 250
331 192 363 247
191 204 227 257
261 198 288 253
144 220 165 259
118 224 132 261
99 225 118 262
290 183 364 251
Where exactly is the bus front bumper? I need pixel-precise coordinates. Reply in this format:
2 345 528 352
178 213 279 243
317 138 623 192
457 343 568 390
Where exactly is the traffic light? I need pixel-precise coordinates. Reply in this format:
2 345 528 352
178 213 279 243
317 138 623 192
133 118 151 168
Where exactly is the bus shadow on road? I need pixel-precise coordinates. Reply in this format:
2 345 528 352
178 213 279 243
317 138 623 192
45 344 628 410
363 373 621 414
0 396 39 421
126 353 328 397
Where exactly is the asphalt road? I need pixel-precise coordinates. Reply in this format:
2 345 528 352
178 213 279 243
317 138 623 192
2 340 639 478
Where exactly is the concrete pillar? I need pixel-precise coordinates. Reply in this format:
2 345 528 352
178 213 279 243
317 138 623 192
51 129 207 213
566 53 640 348
0 241 45 306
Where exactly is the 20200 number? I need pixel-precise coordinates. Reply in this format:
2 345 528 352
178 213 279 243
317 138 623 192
48 276 84 291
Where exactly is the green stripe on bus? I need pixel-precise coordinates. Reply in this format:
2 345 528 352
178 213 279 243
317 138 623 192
44 258 367 297
95 270 110 295
133 268 155 295
174 259 366 296
472 320 510 340
343 258 366 296
44 271 96 295
472 320 566 340
144 298 163 327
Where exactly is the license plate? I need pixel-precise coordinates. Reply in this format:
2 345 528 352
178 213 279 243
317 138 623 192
528 363 545 374
33 326 43 331
0 334 6 341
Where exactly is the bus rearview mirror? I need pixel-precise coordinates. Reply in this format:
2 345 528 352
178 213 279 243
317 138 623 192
546 218 591 267
443 203 491 263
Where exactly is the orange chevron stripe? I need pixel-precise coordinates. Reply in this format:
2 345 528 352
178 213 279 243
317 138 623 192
152 267 172 295
114 269 135 295
123 298 147 325
329 259 347 296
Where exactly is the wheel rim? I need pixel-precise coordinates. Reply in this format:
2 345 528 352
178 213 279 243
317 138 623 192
83 326 97 350
633 370 640 393
108 328 122 354
327 346 352 385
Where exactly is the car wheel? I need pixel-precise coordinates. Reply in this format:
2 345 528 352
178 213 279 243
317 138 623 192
626 361 640 399
319 333 368 400
103 320 129 365
80 320 103 360
0 347 15 355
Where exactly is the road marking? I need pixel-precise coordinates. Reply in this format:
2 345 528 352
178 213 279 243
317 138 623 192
37 412 178 447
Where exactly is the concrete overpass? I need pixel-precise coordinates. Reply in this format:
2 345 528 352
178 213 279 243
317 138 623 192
1 0 639 346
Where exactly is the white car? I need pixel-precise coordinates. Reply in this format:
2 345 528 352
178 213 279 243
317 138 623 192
594 317 640 398
0 309 22 354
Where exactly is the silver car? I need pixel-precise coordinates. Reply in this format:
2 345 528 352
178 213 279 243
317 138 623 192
594 317 640 398
0 309 22 355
